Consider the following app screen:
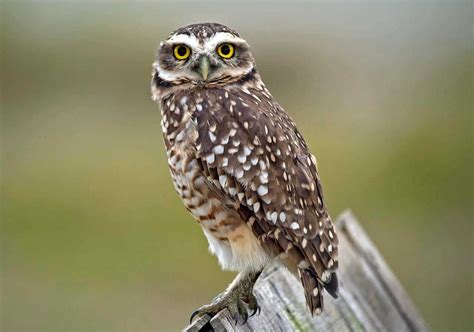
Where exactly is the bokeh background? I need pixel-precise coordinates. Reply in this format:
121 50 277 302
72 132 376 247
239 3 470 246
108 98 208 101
1 1 472 331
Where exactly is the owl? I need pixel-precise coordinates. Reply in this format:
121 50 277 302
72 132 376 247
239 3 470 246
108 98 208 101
151 23 339 324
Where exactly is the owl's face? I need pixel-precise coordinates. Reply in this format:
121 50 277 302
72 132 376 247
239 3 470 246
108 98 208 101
153 23 256 90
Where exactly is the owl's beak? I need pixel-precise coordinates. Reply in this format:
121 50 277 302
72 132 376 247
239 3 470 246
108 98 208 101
197 56 211 81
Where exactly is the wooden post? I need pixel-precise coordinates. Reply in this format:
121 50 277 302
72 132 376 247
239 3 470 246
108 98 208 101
184 210 429 332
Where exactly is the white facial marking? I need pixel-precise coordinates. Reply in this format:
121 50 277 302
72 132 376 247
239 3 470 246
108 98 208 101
205 32 246 49
167 33 201 49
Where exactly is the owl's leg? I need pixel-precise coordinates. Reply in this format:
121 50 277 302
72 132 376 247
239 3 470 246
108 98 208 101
190 269 262 324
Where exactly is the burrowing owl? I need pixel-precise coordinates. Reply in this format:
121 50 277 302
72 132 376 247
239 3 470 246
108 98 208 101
151 23 339 323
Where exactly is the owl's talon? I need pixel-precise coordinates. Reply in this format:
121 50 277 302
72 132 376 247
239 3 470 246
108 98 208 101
190 275 260 325
189 310 211 324
234 301 248 325
245 292 260 318
249 305 260 317
189 311 197 324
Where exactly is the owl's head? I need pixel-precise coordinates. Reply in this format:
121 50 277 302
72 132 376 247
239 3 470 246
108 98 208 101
152 23 257 99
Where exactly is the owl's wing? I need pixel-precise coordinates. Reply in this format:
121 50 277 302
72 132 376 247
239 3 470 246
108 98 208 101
194 87 338 313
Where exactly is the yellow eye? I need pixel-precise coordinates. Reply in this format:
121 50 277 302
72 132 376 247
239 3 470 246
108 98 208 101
217 43 234 59
173 45 191 60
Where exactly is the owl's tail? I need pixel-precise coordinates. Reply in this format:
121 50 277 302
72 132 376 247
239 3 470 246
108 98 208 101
298 268 338 316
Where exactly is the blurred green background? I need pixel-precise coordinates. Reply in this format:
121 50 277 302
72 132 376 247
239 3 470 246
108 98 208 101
1 1 472 331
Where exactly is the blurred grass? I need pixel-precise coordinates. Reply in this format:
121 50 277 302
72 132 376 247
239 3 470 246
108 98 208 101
1 1 473 331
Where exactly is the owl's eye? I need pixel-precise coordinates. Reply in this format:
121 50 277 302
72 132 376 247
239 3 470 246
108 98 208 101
173 45 191 60
217 43 234 59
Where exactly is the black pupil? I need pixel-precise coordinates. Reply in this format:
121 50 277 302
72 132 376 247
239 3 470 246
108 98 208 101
177 46 187 57
221 44 230 55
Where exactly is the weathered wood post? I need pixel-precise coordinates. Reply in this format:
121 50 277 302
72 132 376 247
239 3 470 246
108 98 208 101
185 210 429 332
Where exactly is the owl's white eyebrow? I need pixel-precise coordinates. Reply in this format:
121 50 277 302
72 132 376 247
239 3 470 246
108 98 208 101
166 33 201 49
166 32 247 51
205 32 246 49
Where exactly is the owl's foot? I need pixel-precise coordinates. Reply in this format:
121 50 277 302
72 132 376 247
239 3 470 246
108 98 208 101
190 269 262 325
